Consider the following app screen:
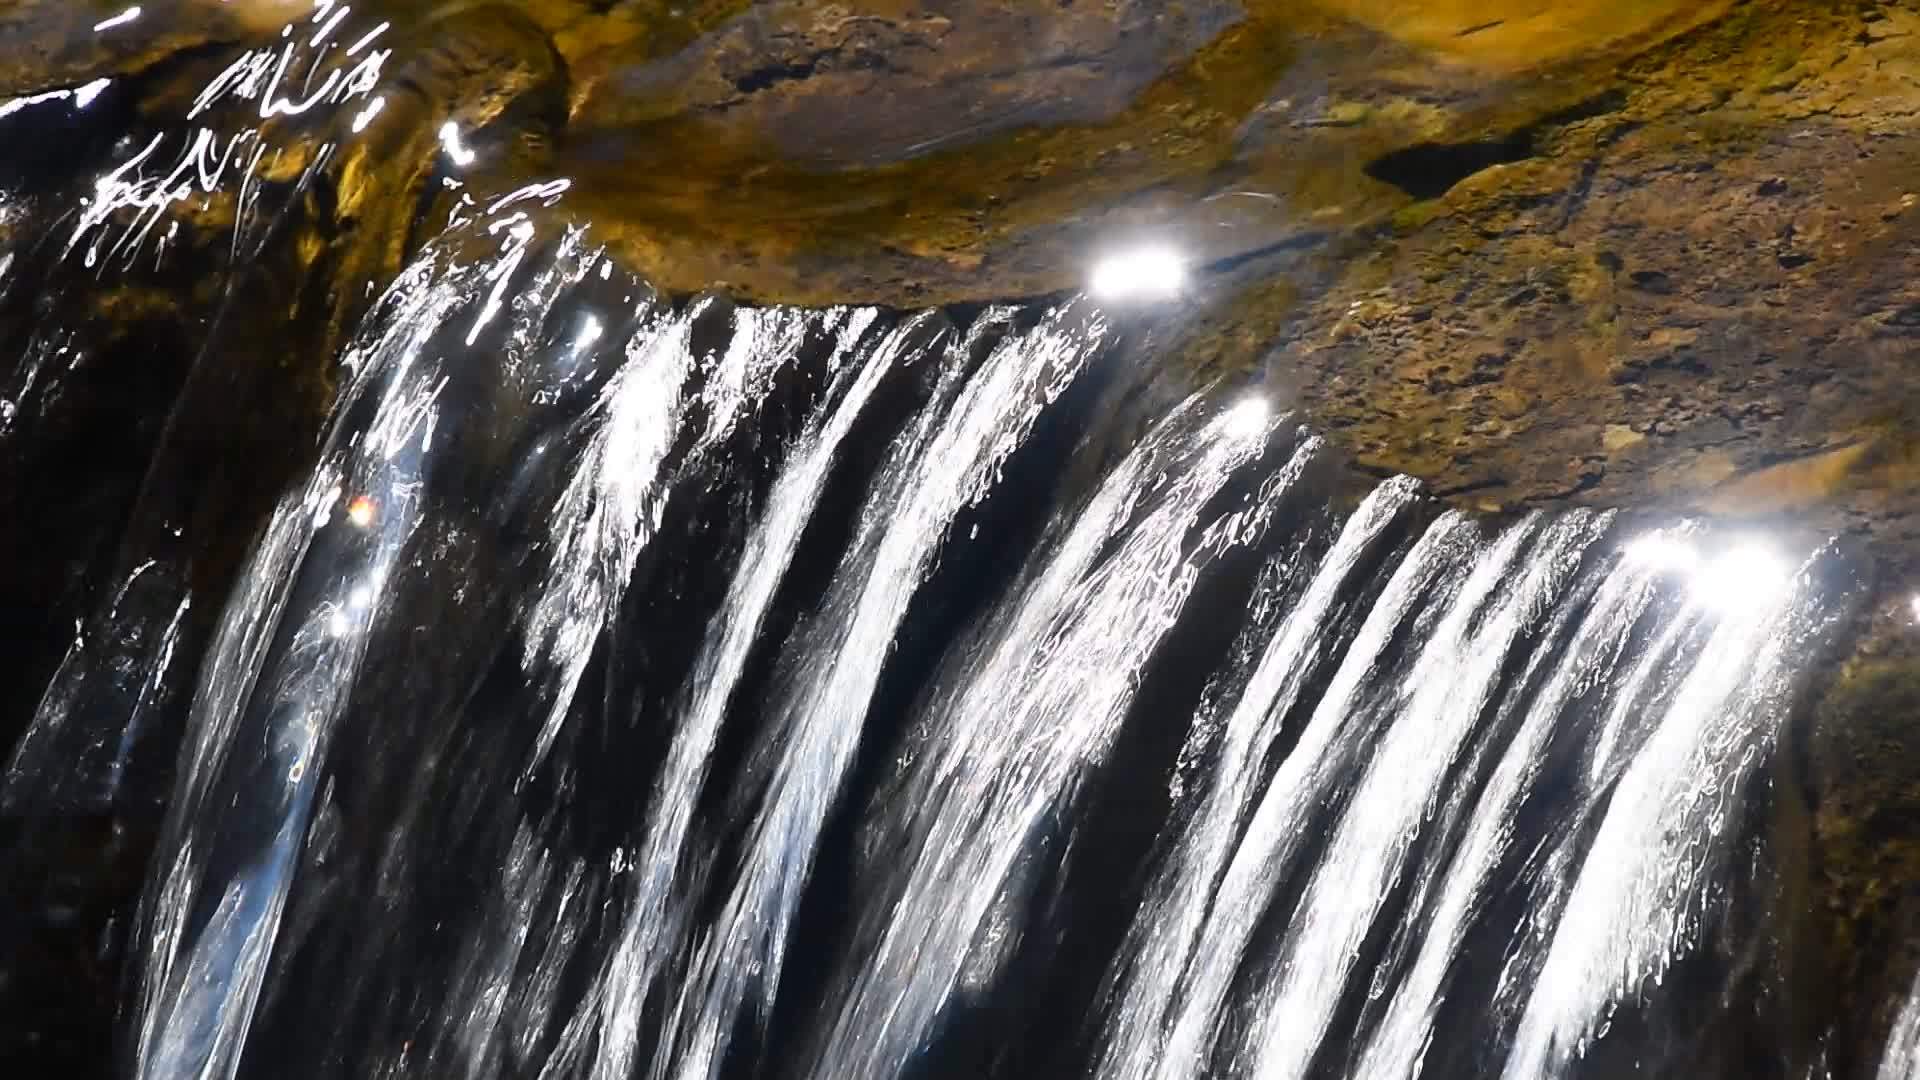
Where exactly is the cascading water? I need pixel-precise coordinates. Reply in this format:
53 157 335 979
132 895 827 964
0 6 1880 1080
1879 977 1920 1080
802 395 1304 1080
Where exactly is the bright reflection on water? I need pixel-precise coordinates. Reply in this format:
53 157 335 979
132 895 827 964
93 6 144 33
0 77 113 122
439 120 478 168
1088 245 1188 303
349 94 385 133
1691 540 1790 612
1628 531 1792 613
1217 395 1273 440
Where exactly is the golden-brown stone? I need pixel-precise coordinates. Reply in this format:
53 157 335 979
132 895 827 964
1310 0 1732 71
5 0 1913 567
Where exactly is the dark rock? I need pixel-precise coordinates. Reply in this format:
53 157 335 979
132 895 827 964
1804 596 1920 1077
1630 269 1677 294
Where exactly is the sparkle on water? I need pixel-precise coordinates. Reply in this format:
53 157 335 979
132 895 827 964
1627 531 1791 613
438 121 477 168
1088 246 1189 303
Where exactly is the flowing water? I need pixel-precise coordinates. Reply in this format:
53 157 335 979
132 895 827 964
0 6 1877 1080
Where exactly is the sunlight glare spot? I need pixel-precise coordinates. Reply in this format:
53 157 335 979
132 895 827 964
1625 533 1700 575
92 6 142 33
350 95 386 134
439 121 476 167
1692 541 1790 613
576 315 604 351
1219 396 1271 441
1627 533 1789 614
1088 246 1188 303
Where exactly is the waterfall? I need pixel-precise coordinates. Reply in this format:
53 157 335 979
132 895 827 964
131 213 645 1080
536 304 898 1080
644 299 1109 1080
1880 976 1920 1080
1095 475 1428 1080
800 396 1301 1080
0 7 1872 1080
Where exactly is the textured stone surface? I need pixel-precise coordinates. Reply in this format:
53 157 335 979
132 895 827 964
335 0 1732 308
1806 595 1920 1077
1239 0 1920 571
379 0 1913 583
1017 0 1920 585
0 1 310 92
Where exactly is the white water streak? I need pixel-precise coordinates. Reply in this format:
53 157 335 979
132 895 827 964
133 254 465 1080
536 308 902 1080
1880 973 1920 1080
1242 511 1608 1080
1145 510 1500 1080
1096 476 1423 1080
650 303 1107 1080
808 401 1293 1080
519 310 691 770
1501 556 1826 1079
1356 549 1668 1080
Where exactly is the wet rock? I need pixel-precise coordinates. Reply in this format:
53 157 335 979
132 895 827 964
1803 595 1920 1076
1602 424 1645 452
0 1 306 96
441 0 1738 307
1167 0 1920 576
